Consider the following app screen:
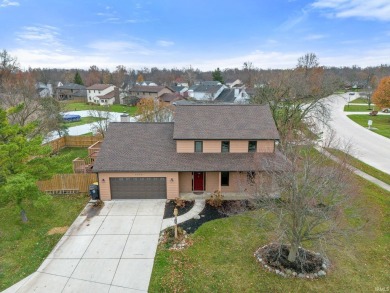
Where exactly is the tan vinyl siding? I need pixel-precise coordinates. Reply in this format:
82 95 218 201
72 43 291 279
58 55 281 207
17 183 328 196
230 140 249 153
257 140 275 153
203 140 221 153
221 172 248 193
98 172 179 200
206 172 220 192
179 172 193 193
176 140 194 153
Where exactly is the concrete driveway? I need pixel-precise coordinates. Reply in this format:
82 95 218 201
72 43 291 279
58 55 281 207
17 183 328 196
317 93 390 175
5 199 166 293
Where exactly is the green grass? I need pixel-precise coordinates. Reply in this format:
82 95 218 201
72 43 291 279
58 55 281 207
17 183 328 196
326 148 390 185
344 104 377 112
28 147 88 176
350 97 370 104
0 194 89 291
347 114 390 138
63 102 137 115
61 116 105 127
149 177 390 292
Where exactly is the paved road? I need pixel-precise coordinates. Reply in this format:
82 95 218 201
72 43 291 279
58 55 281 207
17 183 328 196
317 93 390 175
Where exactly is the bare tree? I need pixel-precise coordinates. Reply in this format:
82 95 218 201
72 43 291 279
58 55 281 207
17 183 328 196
249 144 356 265
0 49 19 84
88 108 112 138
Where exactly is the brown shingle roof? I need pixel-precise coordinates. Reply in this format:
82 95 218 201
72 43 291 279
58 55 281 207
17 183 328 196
97 91 115 99
129 85 173 93
173 105 280 140
93 123 285 172
87 84 113 90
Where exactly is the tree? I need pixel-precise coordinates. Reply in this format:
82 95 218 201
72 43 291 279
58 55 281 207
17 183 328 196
0 49 19 84
212 67 224 83
0 106 51 221
86 65 102 86
372 76 390 109
248 144 355 266
250 54 339 143
136 98 174 122
297 52 319 74
73 71 84 85
88 109 112 138
136 73 144 83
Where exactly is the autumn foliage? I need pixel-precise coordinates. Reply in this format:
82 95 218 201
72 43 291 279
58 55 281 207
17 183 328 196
372 76 390 109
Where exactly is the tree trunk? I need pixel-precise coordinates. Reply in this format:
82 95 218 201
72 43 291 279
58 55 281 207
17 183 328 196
288 243 299 262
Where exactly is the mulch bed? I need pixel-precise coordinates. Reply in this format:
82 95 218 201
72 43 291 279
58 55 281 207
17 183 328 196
163 200 195 219
176 200 255 234
255 243 329 277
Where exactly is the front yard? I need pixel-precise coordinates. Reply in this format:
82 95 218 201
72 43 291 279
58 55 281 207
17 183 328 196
149 177 390 292
343 104 376 112
347 114 390 138
0 194 89 291
62 102 137 115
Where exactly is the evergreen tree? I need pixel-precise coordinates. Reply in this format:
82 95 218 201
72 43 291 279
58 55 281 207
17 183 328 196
74 71 84 85
212 68 224 83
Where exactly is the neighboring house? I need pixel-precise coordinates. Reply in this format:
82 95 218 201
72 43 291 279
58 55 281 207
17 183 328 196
128 85 174 100
158 92 185 105
187 81 227 100
56 83 87 101
36 82 53 97
135 81 158 86
170 85 188 96
214 88 250 104
93 104 284 200
87 84 117 106
226 79 244 88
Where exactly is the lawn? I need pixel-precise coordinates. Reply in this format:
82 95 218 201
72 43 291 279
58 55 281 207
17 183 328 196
149 177 390 292
347 114 390 138
0 194 89 291
28 147 88 176
61 116 105 127
63 102 137 116
326 148 390 185
343 104 377 112
350 97 369 104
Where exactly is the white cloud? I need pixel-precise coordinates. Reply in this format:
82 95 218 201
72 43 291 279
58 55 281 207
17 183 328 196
0 0 19 7
312 0 390 21
16 25 64 48
156 40 174 47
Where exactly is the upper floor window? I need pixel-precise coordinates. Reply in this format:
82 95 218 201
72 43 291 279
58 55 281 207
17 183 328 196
248 141 257 152
195 141 203 153
221 141 230 153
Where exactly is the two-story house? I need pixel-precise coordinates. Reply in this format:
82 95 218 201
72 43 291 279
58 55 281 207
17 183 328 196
127 85 174 100
56 83 87 101
87 84 117 106
187 81 227 100
93 105 284 200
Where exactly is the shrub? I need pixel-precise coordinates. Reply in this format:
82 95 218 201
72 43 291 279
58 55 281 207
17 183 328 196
207 190 224 207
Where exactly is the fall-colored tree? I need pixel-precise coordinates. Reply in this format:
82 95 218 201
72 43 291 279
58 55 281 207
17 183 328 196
73 71 84 85
112 65 127 87
136 98 174 122
136 73 144 83
86 65 102 86
372 76 390 109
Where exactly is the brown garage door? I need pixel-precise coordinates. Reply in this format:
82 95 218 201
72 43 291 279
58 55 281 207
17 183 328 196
110 177 166 199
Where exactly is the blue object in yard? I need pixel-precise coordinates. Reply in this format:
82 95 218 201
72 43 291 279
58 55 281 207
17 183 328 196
62 114 81 122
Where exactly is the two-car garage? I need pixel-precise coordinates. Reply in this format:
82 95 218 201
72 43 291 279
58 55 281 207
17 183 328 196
110 177 167 199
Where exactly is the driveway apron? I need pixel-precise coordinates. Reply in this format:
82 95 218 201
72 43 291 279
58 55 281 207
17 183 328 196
4 199 166 293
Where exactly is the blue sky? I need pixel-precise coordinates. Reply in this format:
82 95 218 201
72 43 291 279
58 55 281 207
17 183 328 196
1 0 389 70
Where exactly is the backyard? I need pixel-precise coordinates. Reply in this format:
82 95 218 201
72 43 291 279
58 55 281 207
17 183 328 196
62 102 137 115
62 116 105 127
149 176 389 292
347 114 390 138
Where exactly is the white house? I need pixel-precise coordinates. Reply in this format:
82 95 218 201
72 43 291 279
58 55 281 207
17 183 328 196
87 84 116 106
187 81 227 100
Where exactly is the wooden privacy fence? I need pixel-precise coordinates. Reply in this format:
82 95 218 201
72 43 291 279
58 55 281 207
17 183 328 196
37 174 98 194
45 135 103 153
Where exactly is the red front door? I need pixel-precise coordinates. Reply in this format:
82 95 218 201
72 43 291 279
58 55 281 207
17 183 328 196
193 172 204 191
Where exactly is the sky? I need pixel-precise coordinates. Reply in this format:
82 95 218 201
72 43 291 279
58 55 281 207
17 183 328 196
0 0 389 71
